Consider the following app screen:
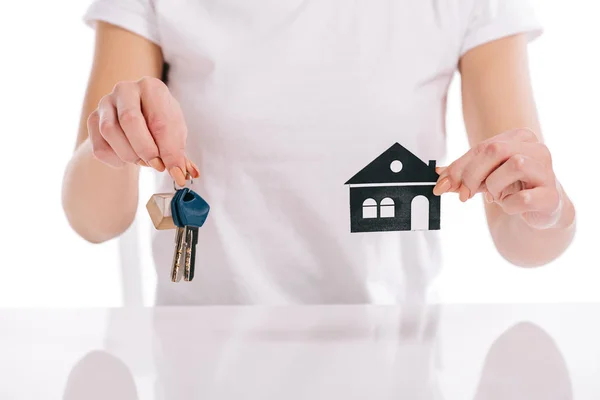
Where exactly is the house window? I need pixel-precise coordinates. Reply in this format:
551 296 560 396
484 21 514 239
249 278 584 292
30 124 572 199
362 198 377 219
380 197 395 218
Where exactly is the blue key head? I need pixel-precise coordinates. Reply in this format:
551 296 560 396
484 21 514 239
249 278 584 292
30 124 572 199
170 188 185 227
172 188 210 228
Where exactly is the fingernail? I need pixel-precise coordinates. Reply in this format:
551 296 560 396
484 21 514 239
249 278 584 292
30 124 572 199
190 161 200 178
182 163 188 178
459 185 470 202
485 192 494 203
433 178 451 196
136 159 148 167
149 157 166 172
170 166 186 186
186 159 199 179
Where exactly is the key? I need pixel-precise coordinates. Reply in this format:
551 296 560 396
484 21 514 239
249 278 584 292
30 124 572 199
146 174 208 283
184 227 199 281
171 226 187 282
148 177 210 283
146 191 183 282
172 187 209 282
183 227 193 281
146 172 196 230
166 187 188 282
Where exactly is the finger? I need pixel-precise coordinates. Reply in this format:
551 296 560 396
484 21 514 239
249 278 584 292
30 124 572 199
113 82 165 172
439 154 474 194
461 141 521 198
138 77 188 186
190 160 201 178
433 177 485 196
433 167 448 195
434 166 458 194
499 187 560 216
461 141 545 200
433 177 451 195
88 109 123 168
97 95 139 164
483 181 522 204
434 166 452 190
435 165 486 196
484 155 549 200
440 128 538 191
186 158 200 179
500 181 524 200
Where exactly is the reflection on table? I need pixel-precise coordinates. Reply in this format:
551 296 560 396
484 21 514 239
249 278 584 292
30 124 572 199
1 304 593 399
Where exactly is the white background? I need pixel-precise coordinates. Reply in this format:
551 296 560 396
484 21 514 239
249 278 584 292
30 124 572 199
0 0 597 307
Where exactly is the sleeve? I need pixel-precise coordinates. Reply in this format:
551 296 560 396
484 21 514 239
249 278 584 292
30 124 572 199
460 0 543 57
83 0 160 45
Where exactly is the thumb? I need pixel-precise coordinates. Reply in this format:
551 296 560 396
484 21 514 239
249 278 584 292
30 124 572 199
139 78 189 186
147 121 187 186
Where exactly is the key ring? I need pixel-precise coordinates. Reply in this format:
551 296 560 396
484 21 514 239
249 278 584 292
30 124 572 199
173 173 194 191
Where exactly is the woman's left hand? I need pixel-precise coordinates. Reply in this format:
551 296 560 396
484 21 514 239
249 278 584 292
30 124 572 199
433 128 564 230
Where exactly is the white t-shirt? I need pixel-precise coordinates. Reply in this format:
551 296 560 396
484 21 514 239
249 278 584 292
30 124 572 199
84 0 542 305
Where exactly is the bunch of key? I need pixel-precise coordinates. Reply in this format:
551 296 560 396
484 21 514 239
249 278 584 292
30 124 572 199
146 179 210 282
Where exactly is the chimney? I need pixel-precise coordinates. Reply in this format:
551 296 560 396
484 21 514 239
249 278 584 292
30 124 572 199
428 160 436 170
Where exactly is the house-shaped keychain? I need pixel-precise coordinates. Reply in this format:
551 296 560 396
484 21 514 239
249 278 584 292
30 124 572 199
344 143 441 233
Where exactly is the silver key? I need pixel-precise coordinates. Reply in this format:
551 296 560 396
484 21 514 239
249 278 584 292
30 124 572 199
171 226 187 282
183 227 194 281
185 227 199 282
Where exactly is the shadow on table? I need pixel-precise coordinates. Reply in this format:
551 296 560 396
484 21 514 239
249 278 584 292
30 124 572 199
473 321 573 400
62 351 139 400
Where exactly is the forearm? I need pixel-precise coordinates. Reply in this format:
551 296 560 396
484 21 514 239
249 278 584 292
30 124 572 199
61 138 140 243
487 183 576 267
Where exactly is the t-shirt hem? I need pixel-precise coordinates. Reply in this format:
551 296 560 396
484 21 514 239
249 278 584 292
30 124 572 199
83 2 161 46
460 25 543 58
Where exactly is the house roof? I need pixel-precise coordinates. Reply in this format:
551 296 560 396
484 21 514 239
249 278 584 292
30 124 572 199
345 143 438 185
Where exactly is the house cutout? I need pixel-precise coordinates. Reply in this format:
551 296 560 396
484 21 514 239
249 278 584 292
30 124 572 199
344 143 441 233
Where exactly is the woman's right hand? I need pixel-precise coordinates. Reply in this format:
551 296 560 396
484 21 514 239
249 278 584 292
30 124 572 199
87 76 199 186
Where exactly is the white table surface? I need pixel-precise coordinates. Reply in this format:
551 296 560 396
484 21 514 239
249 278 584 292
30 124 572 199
1 304 598 400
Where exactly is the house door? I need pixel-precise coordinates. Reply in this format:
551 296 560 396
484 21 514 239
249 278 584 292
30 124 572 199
411 196 429 231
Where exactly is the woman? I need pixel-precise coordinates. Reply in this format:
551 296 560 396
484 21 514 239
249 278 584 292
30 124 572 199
62 0 576 305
